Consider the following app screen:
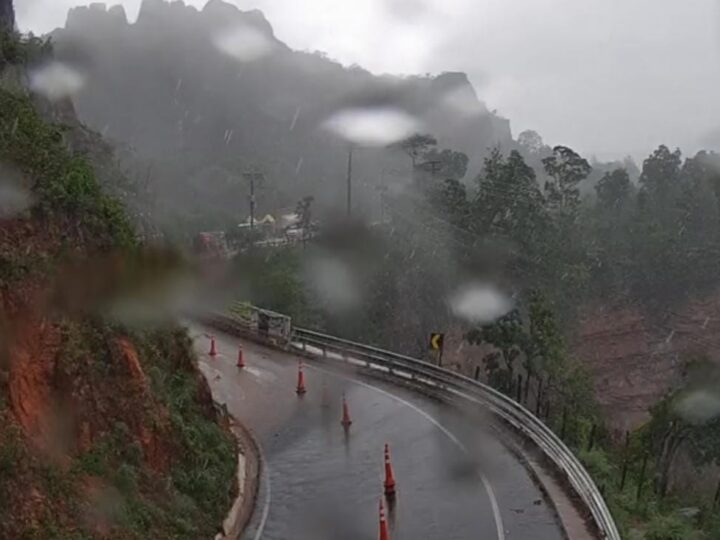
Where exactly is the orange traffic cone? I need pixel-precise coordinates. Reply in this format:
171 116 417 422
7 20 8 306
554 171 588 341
341 394 352 429
379 499 390 540
237 346 245 368
383 443 396 497
296 360 307 395
209 335 218 357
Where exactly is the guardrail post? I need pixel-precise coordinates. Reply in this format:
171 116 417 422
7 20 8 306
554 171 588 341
322 345 327 358
474 365 481 381
560 407 568 440
302 340 307 352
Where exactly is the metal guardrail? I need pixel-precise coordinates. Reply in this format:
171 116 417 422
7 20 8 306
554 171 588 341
209 313 620 540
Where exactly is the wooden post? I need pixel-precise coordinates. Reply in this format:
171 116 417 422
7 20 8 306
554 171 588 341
474 365 481 381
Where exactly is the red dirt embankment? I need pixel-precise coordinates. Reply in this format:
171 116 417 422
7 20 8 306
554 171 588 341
572 295 720 431
434 293 720 432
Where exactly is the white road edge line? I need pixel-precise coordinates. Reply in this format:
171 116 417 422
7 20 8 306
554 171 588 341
309 364 506 540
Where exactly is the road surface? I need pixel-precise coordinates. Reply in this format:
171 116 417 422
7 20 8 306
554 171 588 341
189 323 568 540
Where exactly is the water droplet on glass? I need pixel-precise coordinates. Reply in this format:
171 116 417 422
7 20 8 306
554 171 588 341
675 389 720 424
448 283 512 324
212 24 275 63
0 182 32 218
321 106 421 147
29 62 85 102
305 255 361 312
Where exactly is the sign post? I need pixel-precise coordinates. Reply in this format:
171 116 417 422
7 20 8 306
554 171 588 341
428 333 445 366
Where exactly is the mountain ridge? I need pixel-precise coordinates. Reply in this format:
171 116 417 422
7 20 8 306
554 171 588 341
50 0 513 235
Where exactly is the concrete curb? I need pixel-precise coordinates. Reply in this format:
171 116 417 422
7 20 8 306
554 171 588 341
208 405 262 539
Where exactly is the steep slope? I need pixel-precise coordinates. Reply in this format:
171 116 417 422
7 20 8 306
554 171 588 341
0 19 236 538
50 0 512 235
572 295 720 431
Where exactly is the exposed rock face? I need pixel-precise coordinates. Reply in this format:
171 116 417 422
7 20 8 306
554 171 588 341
0 0 14 31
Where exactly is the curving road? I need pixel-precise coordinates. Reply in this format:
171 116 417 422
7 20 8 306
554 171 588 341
188 323 568 540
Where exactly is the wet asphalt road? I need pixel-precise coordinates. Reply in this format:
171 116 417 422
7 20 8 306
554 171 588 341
188 323 567 540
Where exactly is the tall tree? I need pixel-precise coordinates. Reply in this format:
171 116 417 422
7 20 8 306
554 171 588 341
393 133 437 168
421 148 469 180
542 145 591 212
430 178 471 230
475 149 545 241
638 144 682 202
517 129 548 156
595 168 632 210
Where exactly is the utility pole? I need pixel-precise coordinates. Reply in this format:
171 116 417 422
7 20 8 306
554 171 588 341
243 172 263 230
346 146 353 217
250 175 255 230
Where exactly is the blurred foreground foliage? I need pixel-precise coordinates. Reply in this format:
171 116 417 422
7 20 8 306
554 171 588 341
0 30 235 538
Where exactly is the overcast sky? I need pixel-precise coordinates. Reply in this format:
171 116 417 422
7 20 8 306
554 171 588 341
16 0 720 161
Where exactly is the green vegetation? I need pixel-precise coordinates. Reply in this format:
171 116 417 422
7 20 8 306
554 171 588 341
136 327 236 528
0 88 136 249
1 321 237 539
226 132 720 537
230 247 320 326
0 29 51 67
0 28 235 539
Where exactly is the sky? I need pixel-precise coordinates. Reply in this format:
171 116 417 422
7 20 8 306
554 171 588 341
16 0 720 162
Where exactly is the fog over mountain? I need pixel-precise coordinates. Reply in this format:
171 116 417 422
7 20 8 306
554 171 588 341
47 0 513 234
20 0 720 163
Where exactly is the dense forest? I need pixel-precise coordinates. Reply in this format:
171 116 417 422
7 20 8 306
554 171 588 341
232 132 720 538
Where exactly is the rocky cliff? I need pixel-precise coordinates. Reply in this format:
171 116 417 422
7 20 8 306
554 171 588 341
0 0 13 30
50 0 512 233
